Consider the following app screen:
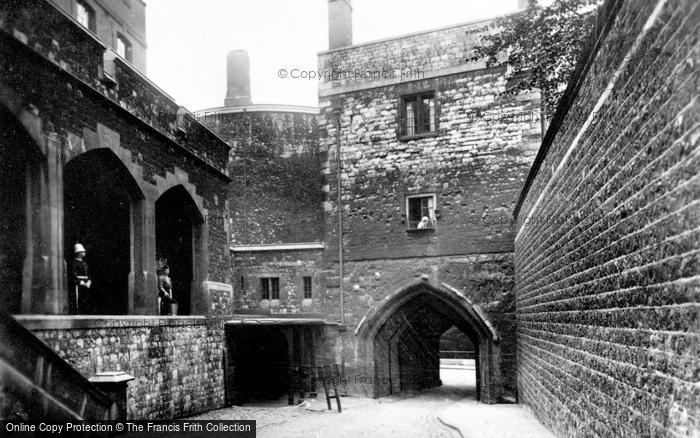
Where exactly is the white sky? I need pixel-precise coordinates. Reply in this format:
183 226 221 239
146 0 521 111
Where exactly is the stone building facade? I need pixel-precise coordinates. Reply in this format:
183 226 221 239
0 0 233 419
48 0 147 72
315 8 541 400
513 0 699 435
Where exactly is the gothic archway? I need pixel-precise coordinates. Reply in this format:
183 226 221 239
355 277 503 403
63 149 144 315
155 185 205 316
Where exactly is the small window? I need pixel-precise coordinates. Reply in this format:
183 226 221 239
116 33 133 62
400 91 436 137
75 0 96 33
240 276 245 291
261 277 280 300
303 276 312 299
406 194 436 230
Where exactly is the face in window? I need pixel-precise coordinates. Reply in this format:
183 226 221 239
407 196 436 229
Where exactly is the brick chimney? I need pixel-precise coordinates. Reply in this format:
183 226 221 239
225 50 252 107
328 0 352 49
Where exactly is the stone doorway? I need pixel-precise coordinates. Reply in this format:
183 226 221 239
63 149 143 315
355 277 503 403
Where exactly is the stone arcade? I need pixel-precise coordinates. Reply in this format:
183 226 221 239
0 0 697 436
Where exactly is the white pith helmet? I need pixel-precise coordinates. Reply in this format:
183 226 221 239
74 243 86 253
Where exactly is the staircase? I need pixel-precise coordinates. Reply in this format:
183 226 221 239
0 310 116 421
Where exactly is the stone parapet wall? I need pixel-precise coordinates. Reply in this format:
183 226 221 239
17 316 226 420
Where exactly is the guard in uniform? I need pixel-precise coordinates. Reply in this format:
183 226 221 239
71 243 91 314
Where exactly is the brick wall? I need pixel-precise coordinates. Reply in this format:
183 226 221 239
19 317 226 420
513 0 699 436
200 110 323 245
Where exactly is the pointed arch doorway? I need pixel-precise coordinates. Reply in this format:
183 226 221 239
355 277 503 403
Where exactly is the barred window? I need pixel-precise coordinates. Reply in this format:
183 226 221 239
400 91 436 137
303 276 312 299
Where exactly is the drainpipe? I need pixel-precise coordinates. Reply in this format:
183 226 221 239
242 108 248 244
335 111 344 325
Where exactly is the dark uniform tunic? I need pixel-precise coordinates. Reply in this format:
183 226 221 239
71 259 91 314
158 273 177 315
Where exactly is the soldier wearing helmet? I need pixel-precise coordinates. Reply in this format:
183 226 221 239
71 243 92 314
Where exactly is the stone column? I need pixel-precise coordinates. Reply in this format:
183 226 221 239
23 131 66 314
133 187 158 315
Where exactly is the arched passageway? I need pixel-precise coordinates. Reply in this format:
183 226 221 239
356 277 503 403
63 149 143 314
0 106 43 313
155 185 204 316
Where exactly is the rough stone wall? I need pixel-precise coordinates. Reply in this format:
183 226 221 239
232 249 324 313
317 18 541 399
513 0 699 436
319 71 540 261
200 110 324 245
21 318 225 420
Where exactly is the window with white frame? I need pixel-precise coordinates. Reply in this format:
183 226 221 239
75 0 96 33
116 33 133 62
406 194 436 230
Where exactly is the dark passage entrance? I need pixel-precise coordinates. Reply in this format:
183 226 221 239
225 326 290 404
155 186 202 316
64 149 140 315
0 107 42 313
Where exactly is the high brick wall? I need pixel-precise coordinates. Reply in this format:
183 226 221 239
18 317 226 420
513 0 699 436
199 109 323 245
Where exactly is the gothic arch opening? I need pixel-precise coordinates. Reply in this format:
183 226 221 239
63 149 143 315
155 185 204 316
0 106 43 313
356 278 503 403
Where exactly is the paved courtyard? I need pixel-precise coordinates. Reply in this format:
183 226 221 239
187 365 553 438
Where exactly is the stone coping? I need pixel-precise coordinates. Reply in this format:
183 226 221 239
14 315 211 330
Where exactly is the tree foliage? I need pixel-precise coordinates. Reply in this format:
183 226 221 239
472 0 601 116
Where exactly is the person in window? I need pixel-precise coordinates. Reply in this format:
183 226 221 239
71 243 91 314
417 216 431 229
158 265 177 315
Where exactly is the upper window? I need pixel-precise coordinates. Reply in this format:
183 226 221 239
303 276 312 299
406 194 436 230
75 0 96 33
261 277 280 300
400 91 436 138
116 33 133 62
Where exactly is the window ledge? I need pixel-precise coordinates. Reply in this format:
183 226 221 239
406 227 436 233
399 131 439 142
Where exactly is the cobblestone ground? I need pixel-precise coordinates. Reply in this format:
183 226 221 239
185 366 552 438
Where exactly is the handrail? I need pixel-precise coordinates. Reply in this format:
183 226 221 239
0 310 116 421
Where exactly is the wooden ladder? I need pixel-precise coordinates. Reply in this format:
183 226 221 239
317 364 342 412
